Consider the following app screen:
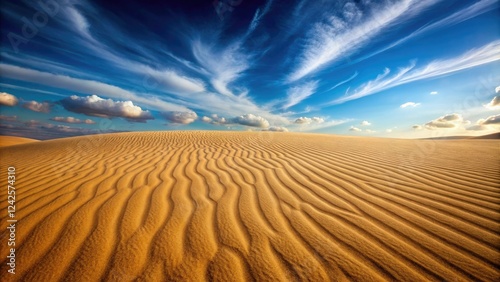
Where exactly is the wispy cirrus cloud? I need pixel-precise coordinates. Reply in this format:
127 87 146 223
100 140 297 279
383 0 499 52
283 81 318 109
191 39 250 97
329 40 500 105
288 0 440 82
325 72 358 92
246 0 274 36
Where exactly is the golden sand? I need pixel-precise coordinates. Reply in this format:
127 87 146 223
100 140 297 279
0 136 38 148
0 131 499 281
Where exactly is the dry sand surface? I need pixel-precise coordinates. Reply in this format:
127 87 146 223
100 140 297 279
0 136 39 148
0 131 499 281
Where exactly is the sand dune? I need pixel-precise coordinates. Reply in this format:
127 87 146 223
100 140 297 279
0 136 38 147
0 131 499 281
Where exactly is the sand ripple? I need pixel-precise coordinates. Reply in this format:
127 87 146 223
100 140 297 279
0 131 499 281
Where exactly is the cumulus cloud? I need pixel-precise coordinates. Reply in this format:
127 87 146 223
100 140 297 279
349 126 361 132
232 114 270 128
412 125 423 130
0 92 18 106
477 114 500 125
0 64 189 112
294 116 325 124
22 101 53 113
386 129 393 133
361 120 371 126
424 113 465 129
467 114 500 131
201 114 228 125
162 111 198 124
430 91 438 95
400 102 420 108
263 126 289 132
485 87 500 109
50 116 96 124
60 95 153 122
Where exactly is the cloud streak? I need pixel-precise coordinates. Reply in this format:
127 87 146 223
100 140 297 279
288 0 439 82
329 40 500 104
284 81 318 109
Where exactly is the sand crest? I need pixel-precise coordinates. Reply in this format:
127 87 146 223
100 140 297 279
0 136 38 147
0 131 499 281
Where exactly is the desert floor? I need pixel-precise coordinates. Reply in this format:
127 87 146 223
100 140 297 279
0 131 499 281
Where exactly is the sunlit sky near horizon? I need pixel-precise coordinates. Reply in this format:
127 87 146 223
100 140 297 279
0 0 499 140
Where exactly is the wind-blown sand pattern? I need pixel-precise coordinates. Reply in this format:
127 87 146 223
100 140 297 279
0 131 499 281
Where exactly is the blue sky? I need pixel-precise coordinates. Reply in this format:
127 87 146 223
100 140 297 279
0 0 499 139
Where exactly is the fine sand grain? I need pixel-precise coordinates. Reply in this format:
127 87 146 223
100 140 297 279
0 131 499 281
0 136 39 147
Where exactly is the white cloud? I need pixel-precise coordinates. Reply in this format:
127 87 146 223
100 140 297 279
467 114 500 131
430 91 438 95
477 114 500 126
22 101 52 113
139 66 206 95
366 129 376 133
232 114 270 128
485 96 500 109
385 0 498 53
0 92 18 106
294 116 325 124
162 111 198 124
0 64 189 113
327 72 359 92
247 0 274 35
288 0 438 81
485 87 500 109
329 40 500 104
400 102 421 108
424 113 465 129
386 129 393 133
60 95 154 122
201 114 227 125
263 126 289 132
284 81 318 109
360 120 371 126
191 40 249 97
51 116 96 124
293 117 347 132
349 126 362 132
412 125 423 130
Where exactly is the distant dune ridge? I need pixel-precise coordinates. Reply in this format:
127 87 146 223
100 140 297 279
0 136 39 147
0 131 499 281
